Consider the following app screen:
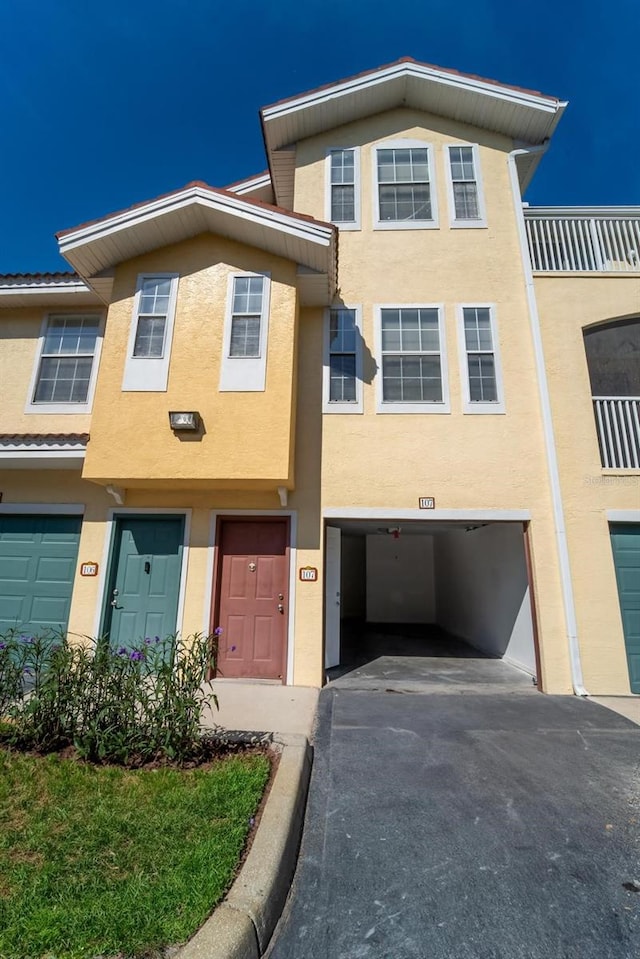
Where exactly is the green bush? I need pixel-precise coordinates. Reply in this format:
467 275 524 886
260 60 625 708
0 630 220 764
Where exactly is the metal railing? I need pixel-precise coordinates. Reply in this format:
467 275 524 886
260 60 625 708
593 397 640 468
525 210 640 273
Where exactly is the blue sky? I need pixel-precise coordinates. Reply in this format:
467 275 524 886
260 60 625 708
1 0 639 273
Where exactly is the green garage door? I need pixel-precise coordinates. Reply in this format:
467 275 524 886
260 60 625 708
0 515 82 636
610 524 640 694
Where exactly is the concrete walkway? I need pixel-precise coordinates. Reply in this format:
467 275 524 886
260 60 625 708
266 660 640 958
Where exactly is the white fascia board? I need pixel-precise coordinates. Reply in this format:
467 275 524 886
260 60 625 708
262 61 563 128
0 446 86 457
228 173 272 194
0 282 91 297
322 508 531 522
59 188 333 256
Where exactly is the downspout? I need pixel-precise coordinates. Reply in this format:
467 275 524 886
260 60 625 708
508 145 588 696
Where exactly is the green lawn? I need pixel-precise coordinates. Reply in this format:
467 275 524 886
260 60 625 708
0 748 270 959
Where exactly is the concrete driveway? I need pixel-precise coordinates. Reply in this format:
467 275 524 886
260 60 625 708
266 657 640 958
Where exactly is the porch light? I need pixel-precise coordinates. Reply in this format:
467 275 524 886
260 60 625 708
168 411 200 431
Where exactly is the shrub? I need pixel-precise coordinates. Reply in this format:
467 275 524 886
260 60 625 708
0 630 220 764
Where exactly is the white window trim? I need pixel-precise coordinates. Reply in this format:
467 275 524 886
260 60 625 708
374 303 450 414
456 303 505 414
122 273 179 392
323 305 363 413
372 139 439 231
445 143 487 229
325 147 361 230
219 272 271 392
25 311 105 415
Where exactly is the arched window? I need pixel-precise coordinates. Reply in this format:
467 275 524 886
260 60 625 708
584 318 640 468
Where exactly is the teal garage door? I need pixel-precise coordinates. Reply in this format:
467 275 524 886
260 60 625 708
0 515 82 636
610 524 640 694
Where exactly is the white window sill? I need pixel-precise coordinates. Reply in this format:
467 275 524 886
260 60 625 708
376 402 451 414
24 402 93 415
323 402 364 414
333 221 361 232
374 220 439 231
450 220 488 230
463 402 506 414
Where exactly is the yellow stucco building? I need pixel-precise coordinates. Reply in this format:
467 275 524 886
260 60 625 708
0 59 638 696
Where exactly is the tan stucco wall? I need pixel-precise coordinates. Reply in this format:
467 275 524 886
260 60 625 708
535 273 640 693
0 306 96 434
83 234 299 486
285 108 573 691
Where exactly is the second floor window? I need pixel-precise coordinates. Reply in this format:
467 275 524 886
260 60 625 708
329 309 358 402
380 307 444 404
375 144 436 227
229 276 265 357
133 277 172 358
33 315 101 404
458 306 504 412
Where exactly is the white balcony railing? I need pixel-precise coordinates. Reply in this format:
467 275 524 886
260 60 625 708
524 208 640 273
593 397 640 469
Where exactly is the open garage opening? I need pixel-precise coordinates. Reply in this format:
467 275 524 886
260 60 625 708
324 520 541 688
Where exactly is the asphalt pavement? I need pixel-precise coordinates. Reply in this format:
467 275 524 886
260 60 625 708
266 663 640 959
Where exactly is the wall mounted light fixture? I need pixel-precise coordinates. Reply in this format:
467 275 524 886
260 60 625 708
168 411 200 431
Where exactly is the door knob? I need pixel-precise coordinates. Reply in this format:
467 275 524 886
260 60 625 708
277 604 284 613
110 588 119 608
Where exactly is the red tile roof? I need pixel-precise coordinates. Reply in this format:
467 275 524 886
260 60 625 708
261 56 560 113
56 181 334 239
0 272 80 282
0 433 90 444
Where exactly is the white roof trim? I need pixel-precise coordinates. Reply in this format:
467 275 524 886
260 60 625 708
0 280 90 297
228 173 272 195
58 186 333 255
262 61 562 125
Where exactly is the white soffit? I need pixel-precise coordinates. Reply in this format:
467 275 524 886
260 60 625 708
58 186 335 286
261 60 567 199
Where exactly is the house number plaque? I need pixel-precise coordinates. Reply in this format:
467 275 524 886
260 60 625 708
299 566 318 582
80 562 99 577
418 497 435 509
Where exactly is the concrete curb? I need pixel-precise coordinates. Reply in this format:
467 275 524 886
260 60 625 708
177 734 312 959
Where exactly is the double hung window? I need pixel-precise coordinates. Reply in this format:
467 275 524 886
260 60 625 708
377 306 448 412
327 149 359 228
374 142 437 228
447 145 486 227
458 306 504 412
122 273 179 392
323 307 362 412
31 315 101 408
220 272 271 392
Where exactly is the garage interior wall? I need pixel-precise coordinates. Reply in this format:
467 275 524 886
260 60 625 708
338 523 536 675
435 524 535 673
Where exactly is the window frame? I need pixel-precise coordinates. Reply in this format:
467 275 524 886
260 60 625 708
372 139 439 231
445 144 487 229
323 305 363 413
122 273 179 392
219 271 271 392
325 147 361 230
456 303 505 414
25 311 104 414
374 304 449 413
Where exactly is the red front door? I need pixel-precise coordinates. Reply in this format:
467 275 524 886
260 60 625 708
214 519 289 681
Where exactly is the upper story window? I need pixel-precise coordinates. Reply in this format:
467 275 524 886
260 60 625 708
323 306 363 413
585 318 640 470
26 313 103 414
457 305 504 413
122 273 179 392
326 149 360 229
446 145 486 228
220 272 271 392
375 306 449 413
133 277 173 357
229 276 265 357
374 141 438 230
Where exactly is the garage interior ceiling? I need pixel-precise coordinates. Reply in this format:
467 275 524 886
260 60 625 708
328 519 498 537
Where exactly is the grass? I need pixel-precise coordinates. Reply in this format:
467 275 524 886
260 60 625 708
0 747 271 959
